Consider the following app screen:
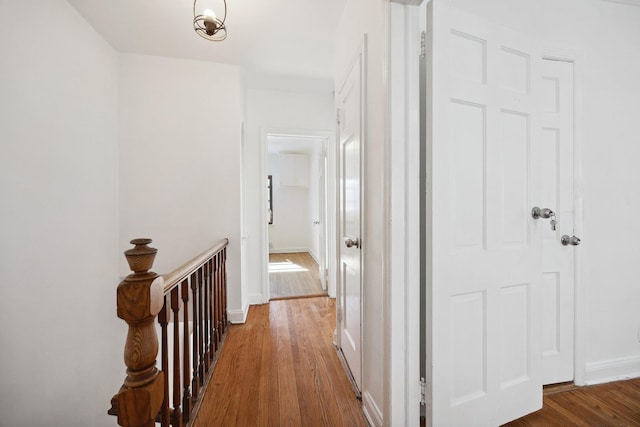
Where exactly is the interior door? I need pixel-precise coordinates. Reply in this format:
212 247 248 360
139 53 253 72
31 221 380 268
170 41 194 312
318 144 328 291
541 59 575 385
425 2 543 425
337 41 364 390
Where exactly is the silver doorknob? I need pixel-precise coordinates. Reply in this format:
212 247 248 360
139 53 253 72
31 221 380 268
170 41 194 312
344 237 360 248
561 235 581 246
531 207 555 219
532 206 557 231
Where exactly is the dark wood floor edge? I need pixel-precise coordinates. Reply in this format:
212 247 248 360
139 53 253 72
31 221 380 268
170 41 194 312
335 344 362 401
187 329 231 427
269 292 328 301
543 381 577 396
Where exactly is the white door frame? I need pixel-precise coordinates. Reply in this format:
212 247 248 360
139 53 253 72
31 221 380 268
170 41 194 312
542 46 585 386
319 142 329 291
260 128 336 303
387 2 422 425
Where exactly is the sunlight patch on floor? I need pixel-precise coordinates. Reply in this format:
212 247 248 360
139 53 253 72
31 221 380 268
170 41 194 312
269 260 309 273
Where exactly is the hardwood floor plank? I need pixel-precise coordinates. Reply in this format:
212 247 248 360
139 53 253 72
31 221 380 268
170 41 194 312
504 378 640 427
192 297 366 427
269 252 326 299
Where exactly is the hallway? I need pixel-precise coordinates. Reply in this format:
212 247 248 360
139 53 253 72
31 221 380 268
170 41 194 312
192 297 367 426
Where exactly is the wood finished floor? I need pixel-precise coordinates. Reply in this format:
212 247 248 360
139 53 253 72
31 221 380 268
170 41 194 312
192 297 367 427
269 252 326 300
503 378 640 426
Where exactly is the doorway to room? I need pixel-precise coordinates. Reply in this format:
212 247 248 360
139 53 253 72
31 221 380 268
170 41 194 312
264 133 330 300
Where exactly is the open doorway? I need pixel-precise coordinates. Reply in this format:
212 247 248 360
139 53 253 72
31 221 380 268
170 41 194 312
264 132 330 300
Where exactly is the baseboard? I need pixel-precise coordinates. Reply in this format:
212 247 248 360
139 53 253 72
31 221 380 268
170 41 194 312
269 247 308 254
308 250 320 264
362 390 383 427
584 354 640 385
227 304 249 324
249 292 265 305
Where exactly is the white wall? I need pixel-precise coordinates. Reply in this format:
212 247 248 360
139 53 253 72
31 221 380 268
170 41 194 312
244 89 334 303
0 1 121 426
335 1 389 424
446 0 640 385
118 53 245 320
267 151 311 252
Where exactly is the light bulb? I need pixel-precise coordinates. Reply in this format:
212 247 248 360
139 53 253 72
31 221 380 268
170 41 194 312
203 8 217 22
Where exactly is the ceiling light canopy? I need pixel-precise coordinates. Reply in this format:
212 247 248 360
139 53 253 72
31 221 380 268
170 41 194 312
193 0 227 41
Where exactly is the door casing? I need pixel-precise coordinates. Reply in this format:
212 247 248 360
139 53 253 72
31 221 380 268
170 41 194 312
260 128 336 303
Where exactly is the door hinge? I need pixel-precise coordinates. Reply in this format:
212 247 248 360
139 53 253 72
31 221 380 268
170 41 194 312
336 108 342 125
420 31 426 58
420 377 426 405
337 307 343 322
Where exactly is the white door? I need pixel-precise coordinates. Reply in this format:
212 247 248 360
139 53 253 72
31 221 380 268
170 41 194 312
425 2 543 425
318 144 328 291
541 59 576 385
337 41 364 390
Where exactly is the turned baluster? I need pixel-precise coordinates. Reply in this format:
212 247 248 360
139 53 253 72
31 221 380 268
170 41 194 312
213 255 220 351
223 247 228 331
181 279 192 422
170 286 183 426
206 259 218 363
203 261 210 372
190 272 200 399
158 298 170 427
197 267 205 388
112 238 165 427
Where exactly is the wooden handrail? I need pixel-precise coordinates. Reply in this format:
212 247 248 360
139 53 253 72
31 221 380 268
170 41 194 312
110 238 230 427
162 238 229 294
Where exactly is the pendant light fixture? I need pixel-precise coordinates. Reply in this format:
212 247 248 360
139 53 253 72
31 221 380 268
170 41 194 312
193 0 227 41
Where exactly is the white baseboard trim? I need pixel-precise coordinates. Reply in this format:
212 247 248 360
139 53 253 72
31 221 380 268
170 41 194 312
249 292 265 305
227 304 249 324
362 390 383 427
308 249 320 264
584 354 640 385
269 247 308 254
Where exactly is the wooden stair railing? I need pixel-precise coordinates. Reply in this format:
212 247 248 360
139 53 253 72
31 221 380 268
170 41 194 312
109 238 230 427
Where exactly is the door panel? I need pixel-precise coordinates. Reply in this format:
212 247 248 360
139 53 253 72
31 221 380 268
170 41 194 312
541 59 575 385
337 43 364 390
426 2 543 425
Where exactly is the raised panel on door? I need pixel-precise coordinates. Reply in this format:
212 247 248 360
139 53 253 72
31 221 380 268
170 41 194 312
426 2 543 425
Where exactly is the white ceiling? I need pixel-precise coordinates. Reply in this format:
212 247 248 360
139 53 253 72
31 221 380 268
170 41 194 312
66 0 346 83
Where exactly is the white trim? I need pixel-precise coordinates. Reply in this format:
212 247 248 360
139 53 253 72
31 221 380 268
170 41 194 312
308 249 320 265
227 305 249 324
363 390 384 427
387 2 422 426
260 128 335 305
585 356 640 385
248 293 264 306
268 247 309 254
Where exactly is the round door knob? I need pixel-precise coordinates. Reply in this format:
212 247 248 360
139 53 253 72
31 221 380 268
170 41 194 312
561 235 581 246
344 237 360 248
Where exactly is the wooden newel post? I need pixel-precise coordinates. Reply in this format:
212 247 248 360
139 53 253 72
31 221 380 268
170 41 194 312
113 238 165 427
